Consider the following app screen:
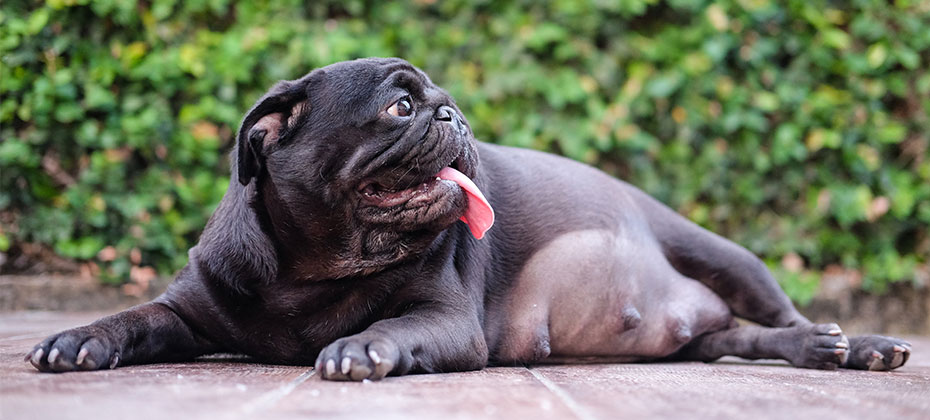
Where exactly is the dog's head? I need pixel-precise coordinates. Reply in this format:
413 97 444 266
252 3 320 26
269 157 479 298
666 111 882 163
234 58 493 278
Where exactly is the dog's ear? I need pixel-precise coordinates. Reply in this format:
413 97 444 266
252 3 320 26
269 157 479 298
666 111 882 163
195 76 315 295
236 78 311 185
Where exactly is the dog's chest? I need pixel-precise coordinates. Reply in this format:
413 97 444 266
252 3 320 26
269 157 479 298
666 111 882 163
222 281 382 363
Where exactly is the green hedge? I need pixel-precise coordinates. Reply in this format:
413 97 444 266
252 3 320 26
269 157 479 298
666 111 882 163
2 0 928 304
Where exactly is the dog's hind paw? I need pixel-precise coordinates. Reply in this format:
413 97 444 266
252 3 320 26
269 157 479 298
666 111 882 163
785 323 850 370
844 335 911 371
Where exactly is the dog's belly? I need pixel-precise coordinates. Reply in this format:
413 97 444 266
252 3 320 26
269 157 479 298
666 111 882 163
490 229 732 363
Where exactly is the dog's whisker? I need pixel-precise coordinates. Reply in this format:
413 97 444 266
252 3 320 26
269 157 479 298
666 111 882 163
391 165 416 190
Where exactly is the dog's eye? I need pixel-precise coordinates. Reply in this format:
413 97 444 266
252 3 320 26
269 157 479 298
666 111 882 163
387 97 413 117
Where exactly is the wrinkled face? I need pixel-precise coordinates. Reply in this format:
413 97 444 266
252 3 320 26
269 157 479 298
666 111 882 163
236 58 484 275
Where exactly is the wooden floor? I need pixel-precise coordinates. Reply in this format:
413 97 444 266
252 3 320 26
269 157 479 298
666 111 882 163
1 311 928 420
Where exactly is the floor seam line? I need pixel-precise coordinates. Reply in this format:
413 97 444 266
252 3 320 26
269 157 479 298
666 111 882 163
527 367 599 420
241 368 315 413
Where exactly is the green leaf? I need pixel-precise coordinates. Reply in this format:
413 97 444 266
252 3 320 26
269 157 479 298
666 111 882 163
753 91 780 112
645 73 682 98
0 139 39 167
867 43 887 68
55 236 105 260
821 29 850 50
830 185 873 227
876 122 907 144
772 124 806 164
0 233 10 252
895 46 920 69
26 8 51 35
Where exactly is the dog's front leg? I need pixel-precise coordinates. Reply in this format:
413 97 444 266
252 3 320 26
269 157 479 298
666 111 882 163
26 301 214 372
315 303 488 381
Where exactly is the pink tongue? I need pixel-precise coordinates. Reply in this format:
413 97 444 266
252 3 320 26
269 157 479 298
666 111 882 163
437 167 494 239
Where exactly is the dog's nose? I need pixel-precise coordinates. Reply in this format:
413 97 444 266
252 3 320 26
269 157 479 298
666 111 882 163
435 105 456 122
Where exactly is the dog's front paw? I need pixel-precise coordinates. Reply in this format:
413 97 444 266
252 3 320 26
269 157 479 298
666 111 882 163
26 326 119 373
787 323 850 370
315 335 400 381
844 335 911 371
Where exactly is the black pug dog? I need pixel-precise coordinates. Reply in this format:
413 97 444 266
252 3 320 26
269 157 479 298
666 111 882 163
28 58 911 380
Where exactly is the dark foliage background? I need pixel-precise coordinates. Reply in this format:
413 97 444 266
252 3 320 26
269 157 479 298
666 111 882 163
2 0 928 304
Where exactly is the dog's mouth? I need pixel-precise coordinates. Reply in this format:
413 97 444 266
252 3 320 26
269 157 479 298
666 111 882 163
357 158 494 239
358 172 446 207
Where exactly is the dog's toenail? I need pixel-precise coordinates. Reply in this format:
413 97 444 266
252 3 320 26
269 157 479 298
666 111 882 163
31 348 44 365
828 329 842 336
326 359 336 376
76 347 88 365
341 357 352 375
48 348 60 364
835 342 848 349
368 350 381 365
893 345 905 353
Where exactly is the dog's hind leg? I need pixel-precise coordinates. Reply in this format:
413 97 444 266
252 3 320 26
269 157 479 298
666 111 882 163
627 188 914 370
627 186 806 328
676 324 912 371
676 323 850 370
